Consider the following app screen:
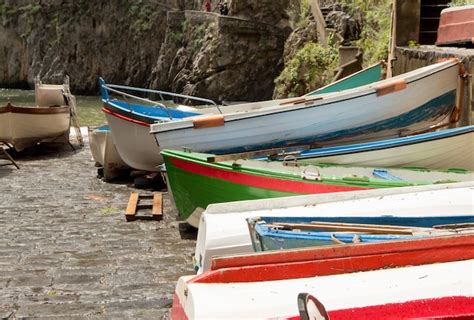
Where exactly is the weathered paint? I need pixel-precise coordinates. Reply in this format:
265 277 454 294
204 234 474 282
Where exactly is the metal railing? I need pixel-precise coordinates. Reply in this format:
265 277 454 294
100 80 221 120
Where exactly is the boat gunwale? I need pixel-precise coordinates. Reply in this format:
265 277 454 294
0 104 70 115
151 60 460 134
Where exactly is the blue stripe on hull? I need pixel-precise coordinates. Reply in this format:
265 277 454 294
212 90 456 155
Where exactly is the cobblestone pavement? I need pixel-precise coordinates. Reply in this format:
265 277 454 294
0 140 197 319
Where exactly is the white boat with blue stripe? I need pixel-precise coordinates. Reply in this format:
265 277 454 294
151 59 463 155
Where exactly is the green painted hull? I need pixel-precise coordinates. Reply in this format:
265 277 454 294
306 63 382 96
164 155 296 226
161 149 471 227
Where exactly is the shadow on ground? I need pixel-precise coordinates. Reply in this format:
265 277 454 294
179 222 198 240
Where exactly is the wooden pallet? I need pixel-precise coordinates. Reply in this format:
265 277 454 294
125 192 163 221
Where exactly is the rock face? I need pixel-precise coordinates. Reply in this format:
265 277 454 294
0 0 299 101
150 11 290 101
0 0 173 94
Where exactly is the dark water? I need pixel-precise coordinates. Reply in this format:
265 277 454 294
0 88 105 126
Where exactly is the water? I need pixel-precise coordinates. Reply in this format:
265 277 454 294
0 88 105 126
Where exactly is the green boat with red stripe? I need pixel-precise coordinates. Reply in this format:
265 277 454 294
161 149 473 227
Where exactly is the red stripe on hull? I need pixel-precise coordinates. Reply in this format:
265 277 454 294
170 157 368 194
171 294 188 320
282 296 474 320
210 234 474 270
193 234 474 283
102 106 150 127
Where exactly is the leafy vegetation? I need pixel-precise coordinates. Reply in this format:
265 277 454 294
338 0 391 65
448 0 474 6
274 39 339 98
128 0 161 37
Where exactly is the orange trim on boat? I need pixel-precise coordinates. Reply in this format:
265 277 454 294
375 79 407 96
192 115 225 129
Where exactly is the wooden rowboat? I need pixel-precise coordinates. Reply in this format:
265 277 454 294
436 5 474 46
172 236 474 319
0 79 73 151
152 60 461 155
100 78 210 172
194 182 474 272
261 125 474 170
101 65 381 171
248 216 474 252
161 148 473 228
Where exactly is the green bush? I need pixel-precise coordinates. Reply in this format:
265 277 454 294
274 40 339 98
448 0 474 6
337 0 391 65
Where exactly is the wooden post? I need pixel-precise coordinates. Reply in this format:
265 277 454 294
308 0 327 47
386 0 397 78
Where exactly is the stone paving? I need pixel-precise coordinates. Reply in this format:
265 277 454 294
0 139 197 319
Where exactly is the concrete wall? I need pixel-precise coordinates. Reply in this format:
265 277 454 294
393 46 474 125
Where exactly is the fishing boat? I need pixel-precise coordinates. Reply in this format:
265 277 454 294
152 59 461 155
100 78 216 171
436 5 474 46
172 236 474 319
88 125 130 180
101 65 382 172
194 182 474 272
161 148 473 228
248 216 473 252
0 78 73 151
261 125 474 170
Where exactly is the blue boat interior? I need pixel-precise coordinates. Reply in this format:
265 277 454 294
106 99 201 120
252 215 474 246
255 216 474 228
99 77 201 120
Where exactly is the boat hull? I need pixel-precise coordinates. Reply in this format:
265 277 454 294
195 182 474 272
436 5 474 46
162 150 473 228
0 105 71 151
153 60 460 154
104 109 162 172
292 125 474 170
173 258 474 319
89 126 130 180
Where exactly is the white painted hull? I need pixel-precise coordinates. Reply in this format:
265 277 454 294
195 182 474 272
104 112 162 172
0 108 71 151
300 128 474 170
89 128 130 180
152 60 460 154
175 260 473 319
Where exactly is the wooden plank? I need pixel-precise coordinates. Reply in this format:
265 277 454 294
125 192 139 216
268 222 417 235
152 192 163 217
279 96 323 106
